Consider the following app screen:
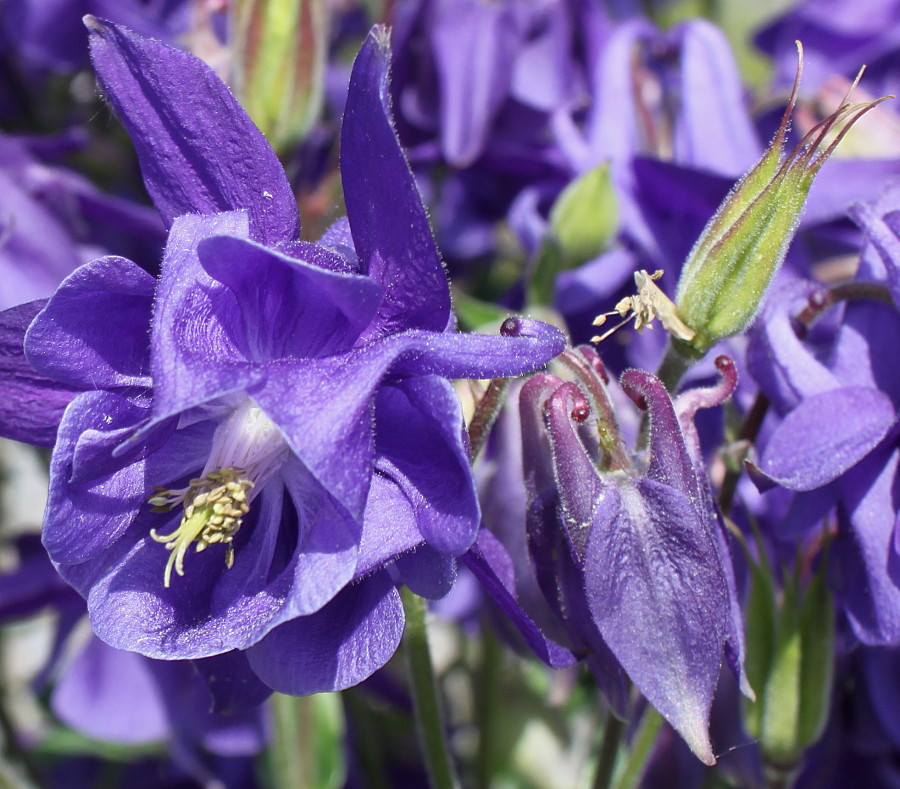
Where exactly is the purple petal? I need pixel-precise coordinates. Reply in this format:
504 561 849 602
430 0 522 166
43 391 176 565
149 212 263 427
833 446 900 645
246 572 404 694
759 387 896 491
86 17 299 245
70 474 354 658
0 300 80 448
674 20 761 176
0 169 84 308
621 369 699 498
341 26 452 337
374 376 478 555
747 283 840 411
463 530 576 669
193 652 273 714
355 473 422 579
26 256 154 390
585 476 726 765
198 235 383 361
394 547 457 600
851 198 900 309
543 381 608 560
256 319 563 522
52 635 170 744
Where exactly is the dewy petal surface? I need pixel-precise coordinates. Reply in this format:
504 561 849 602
341 26 452 338
86 17 300 245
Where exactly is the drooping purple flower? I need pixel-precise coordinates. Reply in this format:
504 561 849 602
515 350 747 764
0 19 564 697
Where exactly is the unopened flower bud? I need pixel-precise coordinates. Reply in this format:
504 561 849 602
549 162 618 264
230 0 328 153
673 45 891 356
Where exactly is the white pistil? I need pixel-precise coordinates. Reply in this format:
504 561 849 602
148 400 289 587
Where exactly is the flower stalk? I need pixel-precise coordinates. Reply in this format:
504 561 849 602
401 588 460 789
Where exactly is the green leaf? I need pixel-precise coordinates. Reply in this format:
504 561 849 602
451 287 512 332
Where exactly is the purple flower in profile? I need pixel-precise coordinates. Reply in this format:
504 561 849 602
0 19 564 697
517 350 748 764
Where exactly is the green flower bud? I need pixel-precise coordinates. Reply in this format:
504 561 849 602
231 0 328 154
548 162 618 264
673 47 890 356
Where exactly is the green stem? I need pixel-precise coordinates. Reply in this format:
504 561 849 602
401 588 459 789
467 378 511 462
612 707 664 789
591 713 625 789
475 628 502 789
269 693 311 789
655 342 694 394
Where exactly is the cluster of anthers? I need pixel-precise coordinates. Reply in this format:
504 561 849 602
149 467 255 588
591 269 695 344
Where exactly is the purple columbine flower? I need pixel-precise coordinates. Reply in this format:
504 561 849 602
517 348 748 765
0 19 564 698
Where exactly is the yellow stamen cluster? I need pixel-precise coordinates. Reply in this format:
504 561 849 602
591 269 696 344
149 467 255 588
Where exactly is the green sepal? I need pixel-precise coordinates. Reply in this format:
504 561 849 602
743 549 836 769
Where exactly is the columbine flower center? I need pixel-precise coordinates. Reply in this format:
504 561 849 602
148 401 288 587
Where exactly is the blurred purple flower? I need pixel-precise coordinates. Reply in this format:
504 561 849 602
0 535 267 785
747 184 900 645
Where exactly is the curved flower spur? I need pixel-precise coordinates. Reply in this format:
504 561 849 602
2 19 565 698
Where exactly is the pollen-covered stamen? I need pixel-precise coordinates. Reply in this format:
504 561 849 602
148 400 289 587
591 270 695 343
150 468 255 588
